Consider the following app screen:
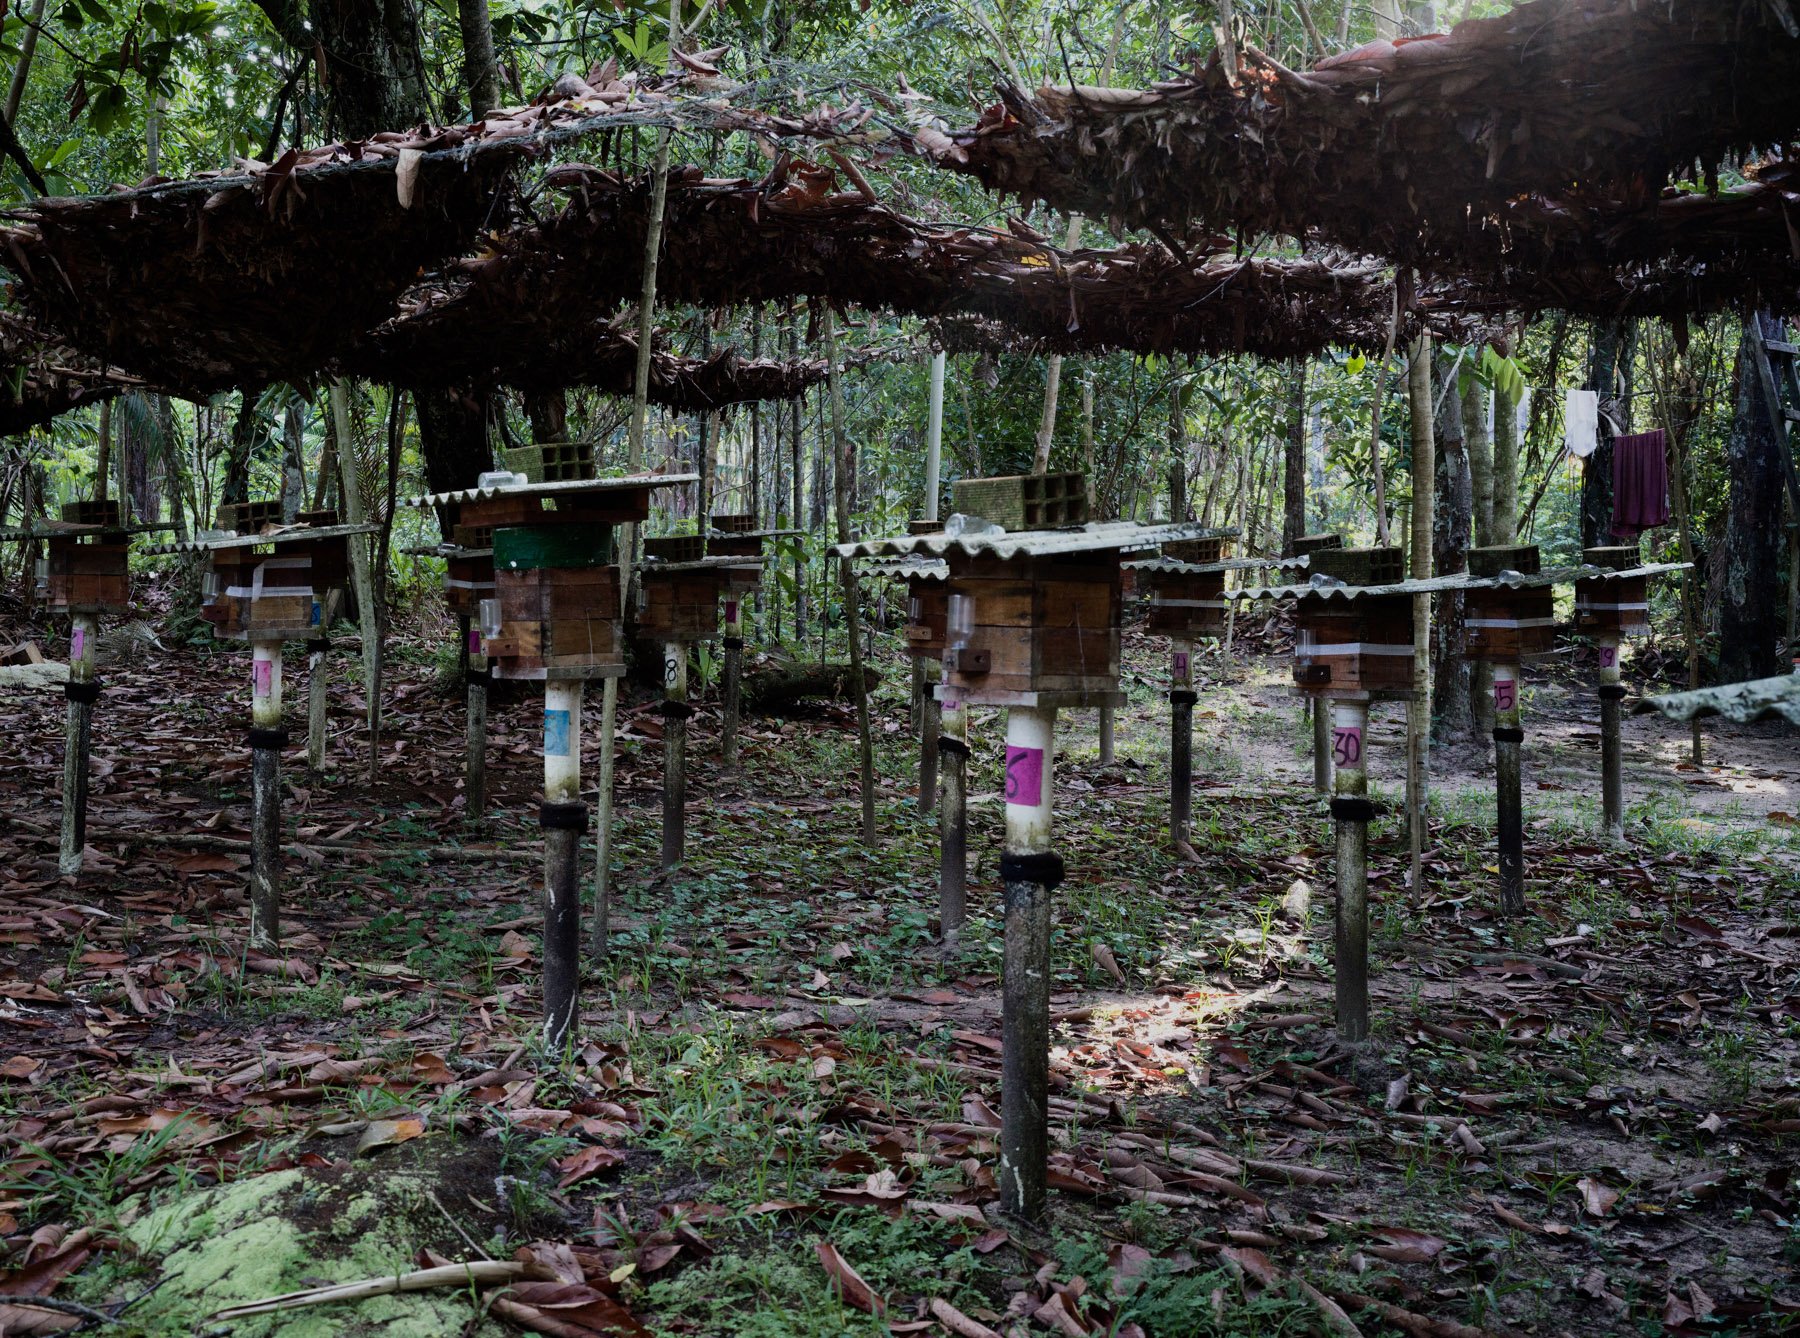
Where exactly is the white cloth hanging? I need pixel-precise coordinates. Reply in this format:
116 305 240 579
1564 388 1599 458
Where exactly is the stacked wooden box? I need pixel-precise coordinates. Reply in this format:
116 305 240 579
1144 559 1228 638
1465 545 1555 661
203 546 321 639
445 522 496 619
952 473 1088 530
904 578 949 658
487 525 622 679
1574 546 1650 636
941 552 1121 700
640 566 729 642
45 501 129 613
1292 547 1413 697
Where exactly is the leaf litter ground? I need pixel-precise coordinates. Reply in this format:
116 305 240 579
0 618 1796 1337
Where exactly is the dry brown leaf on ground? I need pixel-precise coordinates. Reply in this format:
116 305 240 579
816 1241 885 1316
354 1116 426 1155
555 1145 626 1189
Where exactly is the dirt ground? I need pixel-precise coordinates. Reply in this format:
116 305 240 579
2 603 1798 1338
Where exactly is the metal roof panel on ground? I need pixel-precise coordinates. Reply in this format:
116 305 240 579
143 522 380 555
1634 675 1800 726
404 472 699 510
833 521 1229 562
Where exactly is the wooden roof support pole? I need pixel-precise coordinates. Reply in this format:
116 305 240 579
1405 334 1434 900
824 307 875 847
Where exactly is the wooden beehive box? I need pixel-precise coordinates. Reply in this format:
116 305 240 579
1465 545 1554 661
1574 545 1650 637
45 532 129 613
201 545 324 639
940 552 1121 701
1293 592 1414 697
486 524 622 679
1144 565 1227 637
952 472 1088 531
639 565 730 642
444 549 496 618
904 577 949 657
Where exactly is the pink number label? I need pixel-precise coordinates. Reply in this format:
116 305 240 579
253 659 272 698
725 600 739 623
1332 726 1362 767
1004 745 1045 806
467 626 481 653
1599 645 1618 669
70 626 85 661
1173 650 1189 679
1494 679 1517 712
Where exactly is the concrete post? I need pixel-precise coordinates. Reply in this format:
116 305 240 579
1311 698 1333 795
58 613 99 876
722 596 743 772
1597 635 1625 841
938 687 968 945
1330 698 1371 1044
541 678 585 1051
999 705 1059 1222
660 641 689 870
919 658 940 814
1169 639 1195 844
305 636 330 770
249 639 285 948
465 622 488 818
1493 662 1525 914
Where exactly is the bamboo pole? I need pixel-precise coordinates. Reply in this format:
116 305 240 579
1493 662 1525 914
660 642 689 870
939 688 968 945
1404 335 1434 898
1169 639 1195 844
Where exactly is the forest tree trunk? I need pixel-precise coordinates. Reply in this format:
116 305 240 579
1433 350 1473 742
1282 360 1308 553
1719 313 1788 682
1581 322 1632 550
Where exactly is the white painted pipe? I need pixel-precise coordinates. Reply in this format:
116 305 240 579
924 350 946 523
544 680 582 803
1003 705 1055 854
252 640 284 728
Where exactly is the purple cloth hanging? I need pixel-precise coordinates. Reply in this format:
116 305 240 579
1610 428 1671 540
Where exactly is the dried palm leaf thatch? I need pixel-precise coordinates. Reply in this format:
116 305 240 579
923 0 1800 266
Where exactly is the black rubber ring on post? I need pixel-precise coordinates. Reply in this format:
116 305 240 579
937 736 971 759
536 799 586 831
1329 796 1379 823
1597 684 1628 701
723 636 746 651
466 665 491 685
1169 688 1199 706
660 700 697 721
1000 850 1066 890
63 680 102 704
540 800 591 832
1492 726 1525 743
305 639 331 654
248 727 290 750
